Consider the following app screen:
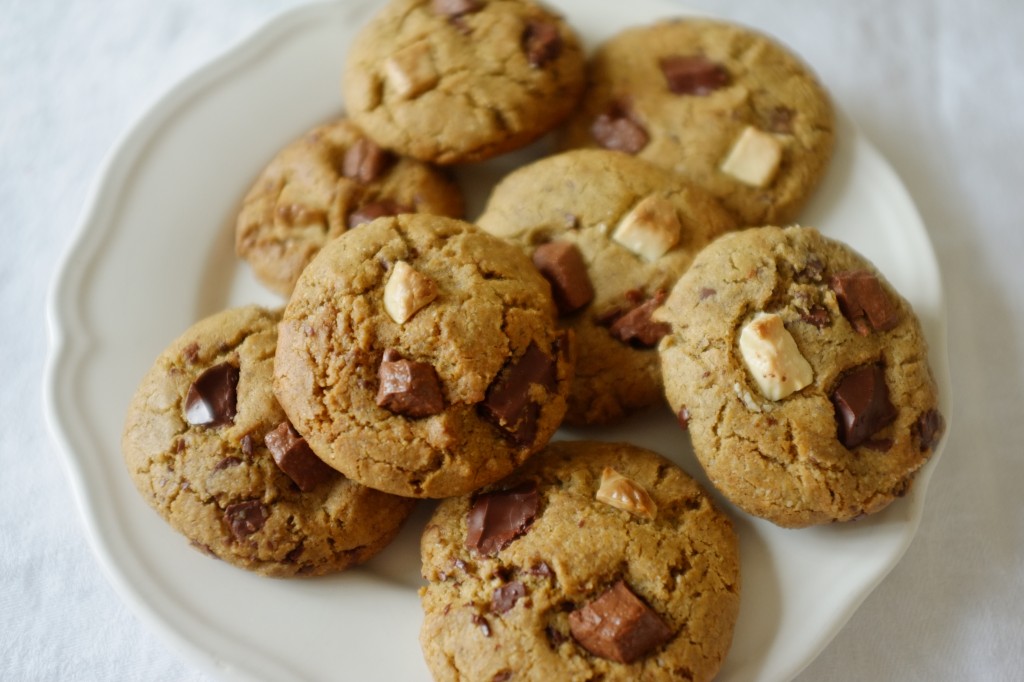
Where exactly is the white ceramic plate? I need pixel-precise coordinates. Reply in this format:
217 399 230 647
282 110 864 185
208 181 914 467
44 1 951 680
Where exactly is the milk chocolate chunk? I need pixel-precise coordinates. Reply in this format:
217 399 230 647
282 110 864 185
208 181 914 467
264 421 335 492
492 581 526 614
480 342 556 444
659 55 730 95
569 581 673 664
465 481 539 555
431 0 481 17
915 409 945 452
532 241 594 315
607 290 670 348
342 137 390 183
523 21 562 67
591 103 649 154
184 362 239 427
376 350 445 418
224 500 268 541
830 270 900 335
347 200 410 229
831 363 898 449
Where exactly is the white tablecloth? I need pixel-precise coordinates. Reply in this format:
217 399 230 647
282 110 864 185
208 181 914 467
4 0 1022 679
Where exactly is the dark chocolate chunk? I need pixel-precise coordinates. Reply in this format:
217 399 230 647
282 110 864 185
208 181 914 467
659 55 730 95
591 102 648 154
264 421 336 492
224 500 268 541
479 343 557 444
522 21 562 67
607 290 670 348
465 481 539 555
915 409 944 452
431 0 481 17
342 137 390 183
347 200 410 229
532 241 594 315
376 351 445 418
831 363 898 449
492 581 526 614
830 270 900 335
568 581 673 664
184 362 240 428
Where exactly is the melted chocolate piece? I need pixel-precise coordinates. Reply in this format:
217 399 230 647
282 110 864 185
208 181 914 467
831 363 898 449
590 102 648 154
830 270 900 335
492 581 526 613
568 581 673 664
224 500 268 541
532 241 594 315
431 0 481 17
465 481 539 555
915 409 945 452
376 350 445 418
264 421 336 492
342 137 391 183
522 21 562 67
347 200 410 229
184 362 240 428
606 290 670 348
479 343 557 445
659 55 730 95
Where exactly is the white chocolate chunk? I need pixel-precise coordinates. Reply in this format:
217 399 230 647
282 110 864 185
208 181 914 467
611 194 681 261
739 312 813 401
720 126 783 187
383 261 438 324
384 41 439 99
596 467 658 520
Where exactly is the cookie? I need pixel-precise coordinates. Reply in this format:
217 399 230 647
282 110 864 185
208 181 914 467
477 149 738 425
655 226 946 527
559 18 835 227
234 117 464 297
273 214 573 498
419 440 741 682
342 0 586 164
121 305 417 577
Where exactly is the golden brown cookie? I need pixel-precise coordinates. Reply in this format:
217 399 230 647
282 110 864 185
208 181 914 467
273 214 573 498
656 226 946 527
234 117 463 296
559 18 835 227
419 440 740 681
342 0 586 164
477 149 738 425
121 305 416 577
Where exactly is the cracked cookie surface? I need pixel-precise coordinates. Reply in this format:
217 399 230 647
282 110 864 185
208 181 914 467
342 0 586 164
419 440 740 681
477 149 738 425
273 214 573 498
121 305 416 577
234 117 463 297
656 226 945 527
559 18 835 227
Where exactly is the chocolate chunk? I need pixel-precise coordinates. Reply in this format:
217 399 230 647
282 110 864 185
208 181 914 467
347 200 410 229
659 55 730 95
532 241 594 315
224 500 268 541
568 581 673 664
214 456 242 470
184 362 239 428
465 481 539 555
240 433 255 456
431 0 481 17
675 407 690 430
607 290 670 348
591 102 648 154
799 305 831 328
766 105 796 134
492 581 526 614
915 409 945 452
831 363 898 449
376 351 445 418
342 137 390 183
492 672 513 682
182 342 200 364
830 270 900 335
522 21 562 67
472 614 492 637
264 421 336 492
479 343 557 444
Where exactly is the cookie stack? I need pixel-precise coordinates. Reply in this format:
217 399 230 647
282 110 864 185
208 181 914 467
121 1 945 680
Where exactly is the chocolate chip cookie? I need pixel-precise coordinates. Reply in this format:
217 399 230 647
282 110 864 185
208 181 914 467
477 149 738 425
655 226 945 527
342 0 586 164
121 305 417 577
419 440 741 681
559 18 835 227
234 117 464 297
273 214 573 498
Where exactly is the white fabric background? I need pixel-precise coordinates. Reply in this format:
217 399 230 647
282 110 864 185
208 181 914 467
3 0 1022 679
